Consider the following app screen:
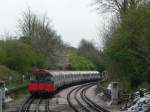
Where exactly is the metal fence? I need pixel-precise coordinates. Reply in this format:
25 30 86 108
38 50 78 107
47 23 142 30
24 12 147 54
6 84 27 95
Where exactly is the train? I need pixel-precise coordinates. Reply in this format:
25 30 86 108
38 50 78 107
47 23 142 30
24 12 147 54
27 69 101 96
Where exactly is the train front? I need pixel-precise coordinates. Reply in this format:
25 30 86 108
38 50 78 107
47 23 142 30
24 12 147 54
28 70 55 96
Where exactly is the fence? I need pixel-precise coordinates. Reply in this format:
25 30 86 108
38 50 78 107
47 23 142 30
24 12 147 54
6 84 27 95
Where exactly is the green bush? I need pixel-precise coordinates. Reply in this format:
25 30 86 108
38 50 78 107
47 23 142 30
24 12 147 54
0 40 48 73
69 54 96 70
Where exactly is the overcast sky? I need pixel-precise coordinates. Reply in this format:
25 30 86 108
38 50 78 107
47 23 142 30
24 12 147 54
0 0 109 47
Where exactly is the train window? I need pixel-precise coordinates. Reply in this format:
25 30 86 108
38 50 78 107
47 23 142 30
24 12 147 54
44 76 54 82
34 74 54 83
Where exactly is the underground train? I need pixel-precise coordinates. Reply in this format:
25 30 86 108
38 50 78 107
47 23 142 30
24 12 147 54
27 69 101 96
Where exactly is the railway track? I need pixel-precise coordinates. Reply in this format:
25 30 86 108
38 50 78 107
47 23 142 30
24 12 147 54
18 82 110 112
35 98 42 112
67 83 110 112
19 96 51 112
45 98 51 112
74 85 91 112
19 96 34 112
81 84 110 112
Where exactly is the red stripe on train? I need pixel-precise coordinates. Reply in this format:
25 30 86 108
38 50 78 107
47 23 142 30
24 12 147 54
28 83 54 93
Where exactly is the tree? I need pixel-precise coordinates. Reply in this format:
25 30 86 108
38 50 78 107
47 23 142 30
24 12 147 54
78 39 104 71
69 54 96 70
103 4 150 88
94 0 150 16
0 40 48 73
18 9 65 68
18 9 37 37
95 0 150 51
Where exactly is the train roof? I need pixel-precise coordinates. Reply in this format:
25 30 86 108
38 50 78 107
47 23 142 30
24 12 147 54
45 70 100 76
32 69 100 76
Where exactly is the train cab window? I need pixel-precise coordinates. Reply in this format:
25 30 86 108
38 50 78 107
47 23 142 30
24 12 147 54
34 74 54 83
44 76 54 82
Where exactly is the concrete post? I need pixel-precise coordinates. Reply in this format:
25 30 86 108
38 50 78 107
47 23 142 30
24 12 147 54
111 82 119 104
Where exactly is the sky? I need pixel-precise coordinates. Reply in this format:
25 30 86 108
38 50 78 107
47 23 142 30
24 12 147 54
0 0 110 47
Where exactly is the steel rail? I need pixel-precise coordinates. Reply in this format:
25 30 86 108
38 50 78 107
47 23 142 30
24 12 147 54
35 98 42 112
19 97 52 112
45 98 51 112
80 84 100 112
74 84 91 112
81 84 110 112
67 83 96 112
67 86 81 112
19 96 34 112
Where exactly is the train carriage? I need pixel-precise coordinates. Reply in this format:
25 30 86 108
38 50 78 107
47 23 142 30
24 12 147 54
28 69 101 96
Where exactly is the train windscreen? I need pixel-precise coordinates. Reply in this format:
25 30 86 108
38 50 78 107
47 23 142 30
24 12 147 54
31 74 54 83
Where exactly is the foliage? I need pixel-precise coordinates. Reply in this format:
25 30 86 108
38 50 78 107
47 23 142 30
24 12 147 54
18 9 65 68
19 36 32 45
0 40 48 73
0 65 23 88
94 0 150 17
78 39 104 71
69 54 96 70
103 4 150 89
0 65 20 81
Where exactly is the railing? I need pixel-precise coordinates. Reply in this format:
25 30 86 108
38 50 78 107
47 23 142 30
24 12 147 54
6 84 27 95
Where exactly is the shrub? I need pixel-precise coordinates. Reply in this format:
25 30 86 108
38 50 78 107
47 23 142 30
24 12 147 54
69 54 96 70
0 40 48 73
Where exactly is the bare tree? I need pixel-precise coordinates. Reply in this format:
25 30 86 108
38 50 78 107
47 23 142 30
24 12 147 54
94 0 150 16
18 9 66 68
18 9 37 37
101 17 119 48
95 0 150 50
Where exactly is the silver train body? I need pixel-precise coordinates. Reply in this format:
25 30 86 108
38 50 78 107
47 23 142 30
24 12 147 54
45 70 101 89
